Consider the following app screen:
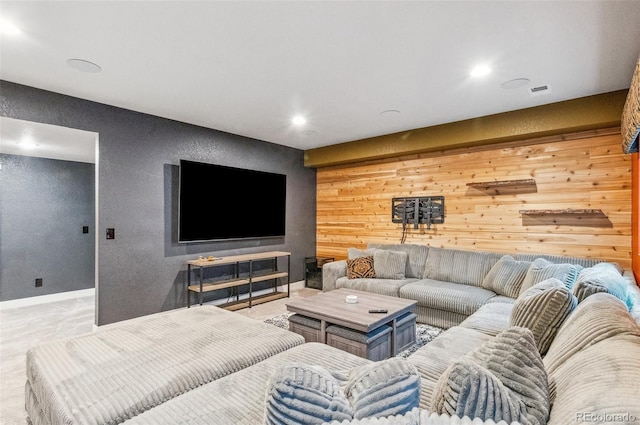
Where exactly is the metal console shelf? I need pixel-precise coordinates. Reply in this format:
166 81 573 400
186 251 291 310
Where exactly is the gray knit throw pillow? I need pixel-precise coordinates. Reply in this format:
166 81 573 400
431 327 549 425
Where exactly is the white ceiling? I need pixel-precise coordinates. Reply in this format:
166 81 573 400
0 117 96 163
1 1 640 155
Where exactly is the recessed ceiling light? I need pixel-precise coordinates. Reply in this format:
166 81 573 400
501 78 530 90
292 115 306 126
470 65 491 78
0 18 21 35
67 58 102 73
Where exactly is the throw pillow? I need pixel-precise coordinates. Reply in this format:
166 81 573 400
264 363 353 425
347 256 376 279
344 357 421 420
481 255 531 298
431 327 549 425
511 278 578 355
518 258 582 296
572 263 633 310
348 247 377 259
373 250 408 279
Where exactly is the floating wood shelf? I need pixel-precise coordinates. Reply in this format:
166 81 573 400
519 209 604 215
466 179 536 190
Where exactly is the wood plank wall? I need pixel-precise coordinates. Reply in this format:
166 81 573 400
316 128 633 268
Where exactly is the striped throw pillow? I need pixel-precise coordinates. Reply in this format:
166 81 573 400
511 278 578 355
431 327 549 425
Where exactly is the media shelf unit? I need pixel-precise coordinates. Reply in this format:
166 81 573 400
186 251 291 311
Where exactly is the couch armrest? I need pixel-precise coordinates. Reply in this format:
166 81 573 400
323 260 347 292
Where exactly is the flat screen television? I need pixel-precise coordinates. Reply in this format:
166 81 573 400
178 160 286 242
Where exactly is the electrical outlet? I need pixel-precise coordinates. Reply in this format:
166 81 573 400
35 278 43 287
106 228 115 239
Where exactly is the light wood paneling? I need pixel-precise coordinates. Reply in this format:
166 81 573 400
316 129 632 268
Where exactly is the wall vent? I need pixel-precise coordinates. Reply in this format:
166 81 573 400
529 84 552 96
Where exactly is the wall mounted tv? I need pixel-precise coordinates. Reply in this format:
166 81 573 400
178 160 286 242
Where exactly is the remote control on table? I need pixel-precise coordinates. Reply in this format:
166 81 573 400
368 309 388 313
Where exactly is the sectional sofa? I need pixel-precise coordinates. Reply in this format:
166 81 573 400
25 245 640 425
322 243 640 327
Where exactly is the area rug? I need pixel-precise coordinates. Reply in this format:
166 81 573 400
264 313 443 358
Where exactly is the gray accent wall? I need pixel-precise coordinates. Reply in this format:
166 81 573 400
0 154 95 301
0 80 317 325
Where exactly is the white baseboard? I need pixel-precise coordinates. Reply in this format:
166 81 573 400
0 288 95 310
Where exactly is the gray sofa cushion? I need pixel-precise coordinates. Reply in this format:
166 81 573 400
119 343 372 425
373 250 409 279
518 258 582 296
367 244 429 279
336 277 417 298
349 248 377 259
431 327 549 425
510 278 577 355
512 253 603 269
406 327 494 409
543 293 640 399
25 306 306 425
399 279 497 316
481 255 531 298
423 248 502 287
458 302 513 337
265 363 353 424
546 333 640 425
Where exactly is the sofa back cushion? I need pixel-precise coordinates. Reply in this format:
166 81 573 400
543 294 640 425
367 244 428 279
518 258 582 296
512 253 604 269
481 255 531 298
546 334 640 425
422 247 502 287
373 250 408 279
543 293 640 399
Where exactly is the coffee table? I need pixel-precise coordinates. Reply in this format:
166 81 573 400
286 288 417 358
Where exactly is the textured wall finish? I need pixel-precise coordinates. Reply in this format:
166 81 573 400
0 80 317 325
316 130 632 268
305 91 628 168
0 154 95 301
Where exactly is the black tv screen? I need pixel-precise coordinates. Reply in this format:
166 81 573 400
178 160 286 242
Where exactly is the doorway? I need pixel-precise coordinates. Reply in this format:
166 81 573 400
0 117 98 323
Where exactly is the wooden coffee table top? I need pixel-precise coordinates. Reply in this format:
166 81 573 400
286 288 417 333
